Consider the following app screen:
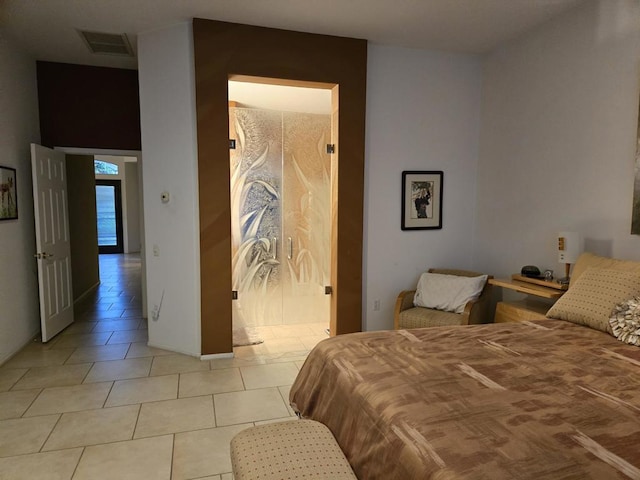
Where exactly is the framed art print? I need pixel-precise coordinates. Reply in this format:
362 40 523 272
401 170 442 230
631 93 640 234
0 166 17 221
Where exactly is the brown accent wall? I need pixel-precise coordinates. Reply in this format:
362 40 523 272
193 19 367 354
37 62 141 150
66 155 99 301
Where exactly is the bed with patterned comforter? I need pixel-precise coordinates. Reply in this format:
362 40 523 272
289 320 640 479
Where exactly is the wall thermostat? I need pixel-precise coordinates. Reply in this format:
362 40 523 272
161 191 170 203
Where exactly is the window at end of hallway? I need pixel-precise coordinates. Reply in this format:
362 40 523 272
94 160 118 175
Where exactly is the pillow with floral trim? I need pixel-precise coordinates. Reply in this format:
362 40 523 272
609 297 640 346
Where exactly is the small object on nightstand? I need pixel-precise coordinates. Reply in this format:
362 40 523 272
521 265 541 278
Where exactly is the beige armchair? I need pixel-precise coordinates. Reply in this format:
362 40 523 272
394 268 493 329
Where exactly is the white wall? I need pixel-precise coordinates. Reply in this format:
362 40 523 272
124 162 141 253
0 34 41 364
138 22 201 356
363 45 483 331
474 0 640 283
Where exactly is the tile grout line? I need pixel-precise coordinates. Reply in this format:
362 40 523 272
36 412 63 453
79 355 95 384
169 433 176 479
212 390 220 427
100 380 117 409
70 446 87 479
132 403 142 441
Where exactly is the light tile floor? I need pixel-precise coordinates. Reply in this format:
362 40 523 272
0 254 328 479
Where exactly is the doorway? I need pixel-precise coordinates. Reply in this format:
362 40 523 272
61 147 147 320
96 179 124 254
228 81 332 344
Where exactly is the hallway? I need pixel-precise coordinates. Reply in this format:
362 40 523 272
0 254 327 479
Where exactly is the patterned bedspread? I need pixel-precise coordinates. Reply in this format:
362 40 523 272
289 320 640 479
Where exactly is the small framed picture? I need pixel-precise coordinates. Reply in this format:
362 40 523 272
0 166 17 221
401 170 443 230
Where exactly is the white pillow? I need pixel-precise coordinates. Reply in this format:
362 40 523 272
413 273 488 314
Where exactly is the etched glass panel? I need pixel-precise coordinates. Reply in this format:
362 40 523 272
230 107 283 327
230 106 331 332
282 112 331 324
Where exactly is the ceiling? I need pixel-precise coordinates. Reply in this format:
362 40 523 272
1 0 586 70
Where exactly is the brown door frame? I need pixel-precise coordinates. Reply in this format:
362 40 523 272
193 19 367 355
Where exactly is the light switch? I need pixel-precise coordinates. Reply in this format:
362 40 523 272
153 244 160 257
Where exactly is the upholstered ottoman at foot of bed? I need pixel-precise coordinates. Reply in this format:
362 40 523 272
230 419 357 480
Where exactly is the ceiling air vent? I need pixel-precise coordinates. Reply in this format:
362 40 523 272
79 30 133 57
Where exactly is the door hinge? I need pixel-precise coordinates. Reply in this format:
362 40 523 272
324 286 333 295
229 139 236 150
232 290 238 300
326 144 335 154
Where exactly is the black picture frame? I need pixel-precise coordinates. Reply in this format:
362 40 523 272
401 170 443 230
0 166 18 221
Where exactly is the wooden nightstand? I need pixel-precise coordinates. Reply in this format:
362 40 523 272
489 275 566 323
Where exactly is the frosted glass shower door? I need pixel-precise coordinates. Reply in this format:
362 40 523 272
229 106 331 328
282 112 331 324
230 108 284 327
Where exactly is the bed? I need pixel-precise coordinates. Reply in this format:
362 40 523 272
289 254 640 479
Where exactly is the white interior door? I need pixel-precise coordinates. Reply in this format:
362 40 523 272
31 144 74 341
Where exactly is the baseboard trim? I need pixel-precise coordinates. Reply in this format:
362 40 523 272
73 281 100 305
146 341 205 359
200 352 234 361
145 340 233 360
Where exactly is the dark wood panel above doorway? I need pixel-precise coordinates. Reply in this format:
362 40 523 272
36 62 141 150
